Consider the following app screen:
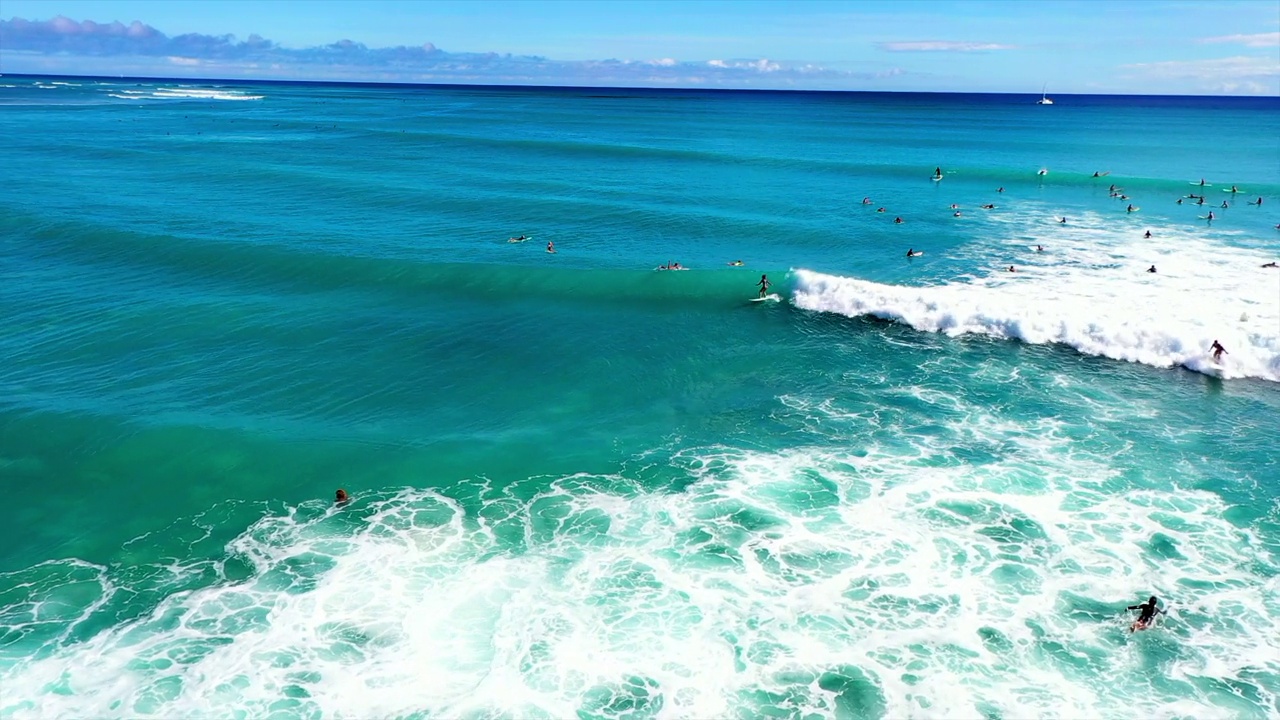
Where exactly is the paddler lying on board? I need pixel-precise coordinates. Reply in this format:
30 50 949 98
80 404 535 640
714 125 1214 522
1127 596 1165 632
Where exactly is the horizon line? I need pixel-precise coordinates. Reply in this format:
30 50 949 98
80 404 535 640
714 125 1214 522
5 72 1279 100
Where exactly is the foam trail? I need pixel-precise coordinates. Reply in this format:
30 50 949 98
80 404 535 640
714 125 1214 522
793 212 1280 380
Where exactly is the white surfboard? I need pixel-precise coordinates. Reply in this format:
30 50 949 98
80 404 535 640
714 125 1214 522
751 293 781 303
907 252 925 257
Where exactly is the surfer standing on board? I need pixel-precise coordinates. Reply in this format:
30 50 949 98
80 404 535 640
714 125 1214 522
1127 596 1165 632
757 274 771 298
1210 340 1227 363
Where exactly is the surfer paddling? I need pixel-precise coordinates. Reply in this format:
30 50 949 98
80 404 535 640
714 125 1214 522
757 274 771 298
1127 596 1165 632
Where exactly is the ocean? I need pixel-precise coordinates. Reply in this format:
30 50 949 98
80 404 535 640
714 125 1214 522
1 75 1278 718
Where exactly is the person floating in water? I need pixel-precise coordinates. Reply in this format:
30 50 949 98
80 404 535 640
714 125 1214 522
1210 340 1227 363
862 197 872 204
1059 217 1067 224
1036 245 1044 252
907 249 915 257
727 260 744 266
1207 211 1215 221
1250 196 1263 206
1007 265 1016 272
547 241 556 253
757 274 771 298
894 217 903 224
1176 198 1183 205
1127 595 1165 632
335 489 350 505
1147 265 1157 273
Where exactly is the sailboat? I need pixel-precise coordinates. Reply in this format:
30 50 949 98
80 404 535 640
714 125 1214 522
1036 83 1054 105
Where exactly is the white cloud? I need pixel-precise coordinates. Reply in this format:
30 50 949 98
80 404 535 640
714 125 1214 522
1121 55 1280 95
878 41 1016 52
0 15 907 90
1199 32 1280 48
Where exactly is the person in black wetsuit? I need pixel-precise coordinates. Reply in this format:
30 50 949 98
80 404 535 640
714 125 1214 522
1127 595 1165 632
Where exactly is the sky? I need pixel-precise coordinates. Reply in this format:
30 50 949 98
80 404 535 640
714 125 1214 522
1 0 1277 94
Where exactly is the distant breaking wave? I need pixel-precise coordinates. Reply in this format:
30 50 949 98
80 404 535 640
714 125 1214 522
792 269 1280 382
105 87 264 101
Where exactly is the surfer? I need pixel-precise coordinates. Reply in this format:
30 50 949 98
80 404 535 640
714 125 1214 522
894 217 903 224
1262 262 1277 268
876 207 886 213
1038 169 1048 176
547 241 556 253
934 167 943 178
1199 178 1206 186
1221 201 1229 209
1093 171 1100 178
757 274 771 298
509 234 527 243
335 489 350 506
907 249 914 257
1176 198 1183 205
981 204 996 209
1059 217 1067 224
728 260 744 266
953 211 962 217
1127 596 1165 632
1144 230 1152 238
1250 197 1263 205
1036 245 1044 252
1007 265 1016 272
1207 211 1215 221
997 187 1004 193
1147 265 1157 273
862 197 872 204
1127 204 1136 213
1210 340 1227 362
1230 185 1238 193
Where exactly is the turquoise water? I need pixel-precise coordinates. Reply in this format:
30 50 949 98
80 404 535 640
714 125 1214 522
2 76 1279 718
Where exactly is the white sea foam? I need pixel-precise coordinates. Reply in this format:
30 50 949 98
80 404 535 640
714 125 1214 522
1 396 1275 718
103 87 264 102
793 211 1280 381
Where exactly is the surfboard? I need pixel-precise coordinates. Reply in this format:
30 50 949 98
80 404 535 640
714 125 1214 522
907 252 925 257
1198 215 1214 220
751 294 781 303
1126 207 1140 212
1190 182 1213 186
654 267 688 271
507 236 530 243
931 176 943 182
